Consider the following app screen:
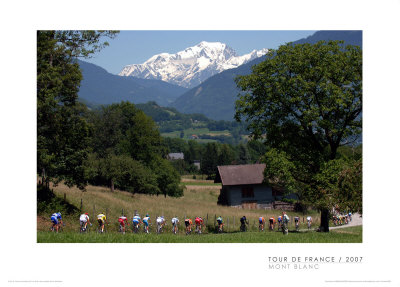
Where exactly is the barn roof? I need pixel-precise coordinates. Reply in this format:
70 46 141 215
215 164 266 186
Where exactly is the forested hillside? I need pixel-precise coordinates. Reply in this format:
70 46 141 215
78 60 188 106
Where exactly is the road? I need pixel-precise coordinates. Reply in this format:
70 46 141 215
329 213 362 230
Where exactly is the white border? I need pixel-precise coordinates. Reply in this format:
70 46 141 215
1 1 400 286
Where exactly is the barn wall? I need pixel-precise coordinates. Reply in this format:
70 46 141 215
226 184 273 206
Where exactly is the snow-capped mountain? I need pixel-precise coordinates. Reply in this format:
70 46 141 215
119 41 268 88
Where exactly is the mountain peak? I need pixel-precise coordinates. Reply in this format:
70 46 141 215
119 42 267 88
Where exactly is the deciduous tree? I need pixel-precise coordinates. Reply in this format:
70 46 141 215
235 41 362 231
37 30 118 189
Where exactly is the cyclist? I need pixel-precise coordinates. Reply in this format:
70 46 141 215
306 215 312 230
118 215 129 234
294 216 300 231
156 216 166 233
184 218 192 234
269 216 275 230
258 216 265 231
195 216 203 234
132 213 141 233
332 214 338 226
240 215 248 232
348 212 352 222
97 212 107 233
143 214 151 233
79 212 91 232
277 215 282 230
50 212 63 232
171 216 179 234
216 216 223 233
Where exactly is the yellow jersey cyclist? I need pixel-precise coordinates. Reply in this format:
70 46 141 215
97 213 107 233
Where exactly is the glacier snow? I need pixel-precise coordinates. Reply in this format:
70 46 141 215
119 41 268 89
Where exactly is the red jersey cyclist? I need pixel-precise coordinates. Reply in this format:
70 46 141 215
118 215 129 234
195 216 203 234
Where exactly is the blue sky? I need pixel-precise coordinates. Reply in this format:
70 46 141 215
84 30 317 75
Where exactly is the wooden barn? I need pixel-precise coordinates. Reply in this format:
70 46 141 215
215 163 292 209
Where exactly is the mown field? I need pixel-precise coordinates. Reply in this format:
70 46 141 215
37 179 361 243
37 226 362 243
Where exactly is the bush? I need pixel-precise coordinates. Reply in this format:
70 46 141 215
37 185 80 216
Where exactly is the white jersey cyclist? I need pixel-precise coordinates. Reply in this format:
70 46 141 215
156 216 165 225
307 216 312 222
171 217 179 225
80 213 89 222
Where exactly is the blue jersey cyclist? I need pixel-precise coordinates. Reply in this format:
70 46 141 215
143 214 151 233
50 212 63 232
132 214 141 230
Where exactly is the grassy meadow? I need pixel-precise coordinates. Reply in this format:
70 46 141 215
37 226 362 243
37 179 361 243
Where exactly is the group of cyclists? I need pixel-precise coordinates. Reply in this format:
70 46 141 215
50 211 330 234
332 212 352 226
54 212 203 235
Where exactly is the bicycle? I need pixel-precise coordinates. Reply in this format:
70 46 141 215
51 222 64 233
195 224 203 234
119 223 127 234
97 222 106 233
143 223 150 234
80 222 91 233
172 223 178 234
157 223 163 234
132 222 140 233
269 219 275 231
307 221 312 230
294 217 300 232
217 223 224 233
240 223 247 232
